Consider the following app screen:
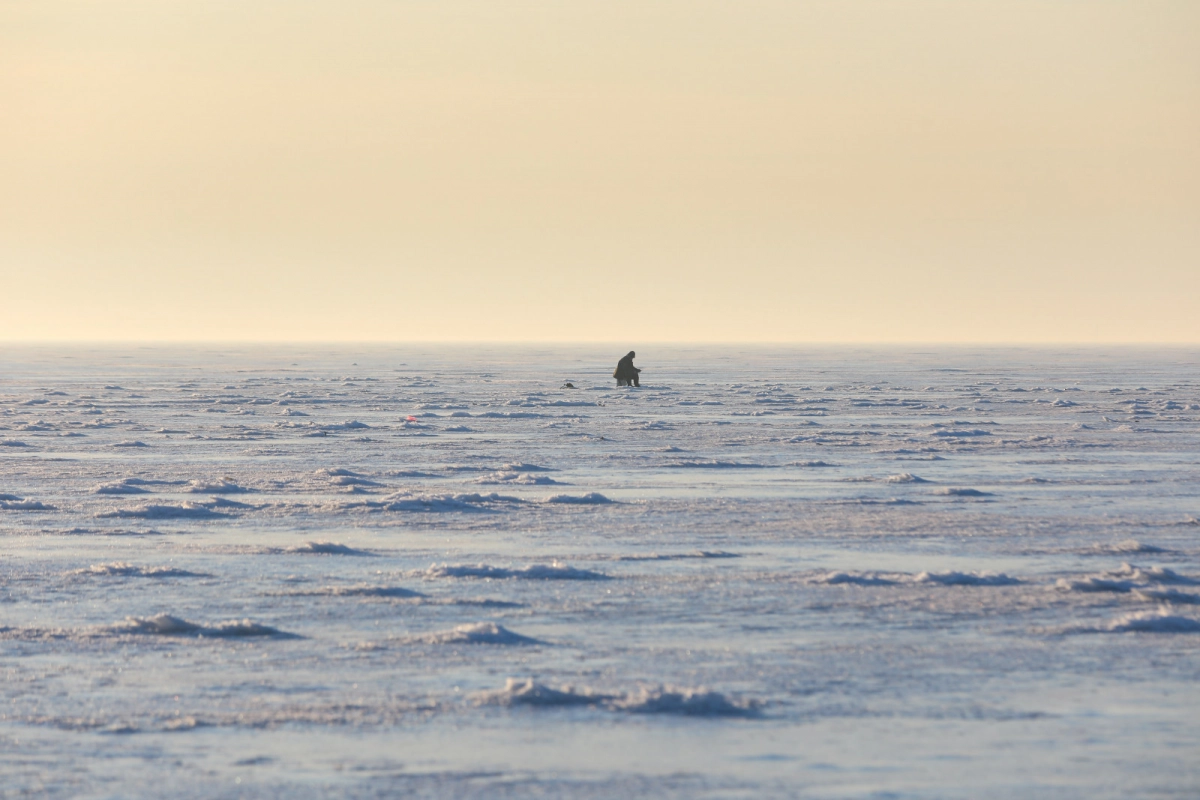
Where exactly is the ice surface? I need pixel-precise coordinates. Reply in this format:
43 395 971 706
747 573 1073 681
4 346 1200 798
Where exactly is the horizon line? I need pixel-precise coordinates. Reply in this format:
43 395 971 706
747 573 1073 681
2 340 1200 348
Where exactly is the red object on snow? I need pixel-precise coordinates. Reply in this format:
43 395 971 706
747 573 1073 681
406 416 418 422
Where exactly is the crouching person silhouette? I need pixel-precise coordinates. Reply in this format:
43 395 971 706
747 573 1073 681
613 351 641 387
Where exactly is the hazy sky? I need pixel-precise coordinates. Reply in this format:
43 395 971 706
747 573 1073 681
2 1 1197 342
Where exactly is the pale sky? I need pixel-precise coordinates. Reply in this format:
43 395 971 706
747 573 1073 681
1 1 1197 342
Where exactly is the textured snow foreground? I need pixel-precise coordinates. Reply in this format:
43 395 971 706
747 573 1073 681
2 346 1199 799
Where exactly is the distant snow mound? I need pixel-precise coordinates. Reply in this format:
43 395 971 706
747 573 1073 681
500 462 554 472
1 498 55 511
315 468 364 477
420 562 610 581
1056 563 1197 593
409 622 542 646
1 440 30 447
93 481 150 495
284 541 374 556
544 493 612 505
612 551 742 561
884 473 929 483
330 475 384 487
322 421 370 431
475 471 563 486
667 460 768 469
112 441 149 448
808 571 898 586
186 479 253 494
1132 589 1200 605
913 571 1020 586
96 503 226 520
932 488 993 497
809 569 1019 587
788 461 837 468
287 584 421 598
1092 540 1168 554
616 686 760 717
474 678 604 708
929 429 993 437
1108 563 1197 585
381 492 523 512
1056 577 1137 593
1103 609 1200 634
108 614 294 638
473 679 758 715
316 468 385 487
69 562 204 578
477 411 546 419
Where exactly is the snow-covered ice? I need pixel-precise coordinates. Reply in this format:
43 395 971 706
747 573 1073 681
2 345 1199 797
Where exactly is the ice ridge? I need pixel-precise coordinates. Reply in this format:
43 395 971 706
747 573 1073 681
68 563 206 578
107 614 296 638
474 679 759 716
419 562 610 581
406 622 542 645
808 569 1019 587
283 541 374 556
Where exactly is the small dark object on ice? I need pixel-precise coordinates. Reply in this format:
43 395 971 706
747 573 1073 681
561 382 576 389
613 351 641 387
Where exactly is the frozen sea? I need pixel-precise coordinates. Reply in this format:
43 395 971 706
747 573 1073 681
2 345 1199 798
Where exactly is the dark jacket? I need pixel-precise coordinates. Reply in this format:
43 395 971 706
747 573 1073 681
613 351 640 382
